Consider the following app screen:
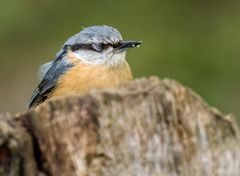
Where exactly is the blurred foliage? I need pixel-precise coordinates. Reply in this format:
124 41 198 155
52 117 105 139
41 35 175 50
0 0 239 122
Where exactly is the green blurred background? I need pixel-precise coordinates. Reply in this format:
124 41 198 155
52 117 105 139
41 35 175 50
0 0 239 122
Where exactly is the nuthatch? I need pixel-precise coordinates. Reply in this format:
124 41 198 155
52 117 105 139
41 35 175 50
29 25 142 108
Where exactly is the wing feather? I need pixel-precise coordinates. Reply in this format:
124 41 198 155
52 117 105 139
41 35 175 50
28 58 73 108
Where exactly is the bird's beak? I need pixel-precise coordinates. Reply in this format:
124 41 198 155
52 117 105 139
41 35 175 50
116 40 142 52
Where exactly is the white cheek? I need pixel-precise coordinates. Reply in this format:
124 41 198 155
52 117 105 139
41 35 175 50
73 49 126 66
73 51 101 64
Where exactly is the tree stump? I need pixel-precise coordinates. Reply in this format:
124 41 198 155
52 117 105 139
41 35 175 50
0 77 239 176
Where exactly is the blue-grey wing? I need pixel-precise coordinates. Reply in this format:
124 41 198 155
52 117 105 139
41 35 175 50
28 58 73 108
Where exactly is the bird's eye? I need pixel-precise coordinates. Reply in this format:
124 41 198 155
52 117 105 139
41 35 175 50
90 43 103 52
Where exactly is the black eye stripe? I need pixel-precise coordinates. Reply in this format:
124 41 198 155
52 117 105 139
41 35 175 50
70 42 121 52
70 44 91 51
112 43 121 48
101 43 121 49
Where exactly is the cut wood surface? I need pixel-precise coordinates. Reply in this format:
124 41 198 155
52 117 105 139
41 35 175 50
0 77 239 176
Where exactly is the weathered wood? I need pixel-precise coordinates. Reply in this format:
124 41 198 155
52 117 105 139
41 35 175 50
0 113 38 176
0 77 239 176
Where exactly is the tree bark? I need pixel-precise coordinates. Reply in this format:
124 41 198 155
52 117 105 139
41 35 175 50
0 77 239 176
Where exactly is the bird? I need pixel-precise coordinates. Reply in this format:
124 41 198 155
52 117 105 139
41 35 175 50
28 25 142 108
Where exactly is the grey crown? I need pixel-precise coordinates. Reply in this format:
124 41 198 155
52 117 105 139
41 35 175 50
56 25 123 58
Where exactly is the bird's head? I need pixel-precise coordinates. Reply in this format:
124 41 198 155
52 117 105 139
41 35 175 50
57 25 142 67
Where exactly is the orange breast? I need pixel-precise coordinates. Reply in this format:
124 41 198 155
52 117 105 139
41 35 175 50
49 58 133 98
